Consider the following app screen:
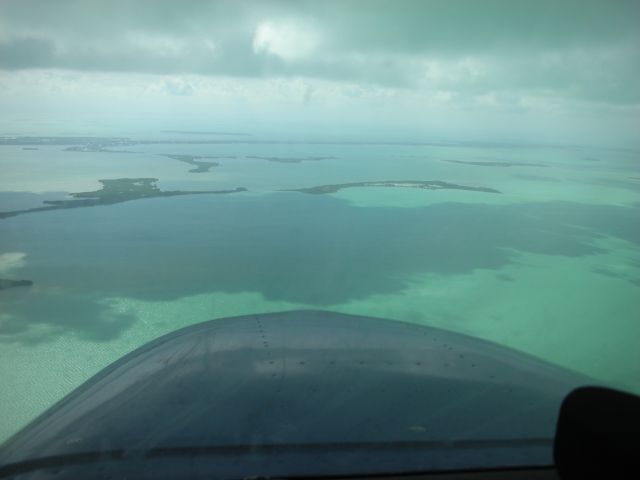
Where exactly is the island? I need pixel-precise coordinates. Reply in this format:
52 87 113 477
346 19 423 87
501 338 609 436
160 154 222 173
283 180 500 195
246 155 335 164
0 279 34 291
444 159 547 168
0 178 247 219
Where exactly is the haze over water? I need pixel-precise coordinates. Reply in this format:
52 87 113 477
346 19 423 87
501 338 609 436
1 1 639 442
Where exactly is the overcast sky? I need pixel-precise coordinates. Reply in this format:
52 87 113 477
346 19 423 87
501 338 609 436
0 0 638 145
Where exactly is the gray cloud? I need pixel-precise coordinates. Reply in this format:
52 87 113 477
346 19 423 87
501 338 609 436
0 0 638 105
322 0 640 54
0 36 56 69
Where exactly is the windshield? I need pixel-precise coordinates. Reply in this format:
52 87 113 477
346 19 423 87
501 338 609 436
1 0 639 476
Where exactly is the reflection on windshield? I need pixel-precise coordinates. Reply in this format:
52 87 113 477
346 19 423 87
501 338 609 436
1 0 639 476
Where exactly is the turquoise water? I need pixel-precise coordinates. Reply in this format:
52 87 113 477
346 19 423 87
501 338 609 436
1 138 639 441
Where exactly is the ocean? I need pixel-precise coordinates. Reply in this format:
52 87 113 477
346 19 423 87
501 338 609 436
1 136 639 441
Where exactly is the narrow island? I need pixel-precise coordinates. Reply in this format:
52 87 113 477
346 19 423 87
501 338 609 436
246 155 335 164
283 180 500 195
160 154 222 173
444 159 547 168
0 178 247 219
0 279 34 291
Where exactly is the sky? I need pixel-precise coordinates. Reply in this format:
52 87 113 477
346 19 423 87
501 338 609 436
0 0 639 146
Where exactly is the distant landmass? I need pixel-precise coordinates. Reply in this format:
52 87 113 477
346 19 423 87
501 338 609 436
284 180 501 194
0 178 247 219
0 136 129 146
162 130 251 136
0 135 547 148
64 143 136 153
444 159 547 167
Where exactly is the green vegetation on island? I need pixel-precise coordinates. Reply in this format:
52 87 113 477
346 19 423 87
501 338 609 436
0 178 247 219
283 180 501 195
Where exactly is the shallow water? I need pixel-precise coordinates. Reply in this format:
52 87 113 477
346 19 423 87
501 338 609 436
1 137 639 441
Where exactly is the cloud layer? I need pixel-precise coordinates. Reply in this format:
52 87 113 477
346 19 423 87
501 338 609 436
0 1 638 146
1 0 639 105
